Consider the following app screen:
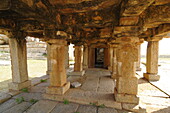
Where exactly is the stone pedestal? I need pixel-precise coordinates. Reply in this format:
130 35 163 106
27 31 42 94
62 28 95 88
8 38 31 91
46 43 52 75
45 39 70 95
114 37 139 104
144 41 160 81
69 45 84 76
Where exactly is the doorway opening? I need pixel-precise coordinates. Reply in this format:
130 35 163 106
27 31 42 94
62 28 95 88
95 48 104 68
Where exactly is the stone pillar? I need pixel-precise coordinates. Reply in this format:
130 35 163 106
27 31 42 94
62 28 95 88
144 41 160 81
136 45 141 71
68 45 84 76
8 37 31 91
88 47 95 68
65 44 69 69
83 44 88 69
46 43 52 75
111 44 118 79
45 39 70 95
108 44 113 71
104 48 109 68
114 37 139 104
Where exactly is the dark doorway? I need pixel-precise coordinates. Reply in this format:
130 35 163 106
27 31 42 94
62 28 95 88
95 48 104 68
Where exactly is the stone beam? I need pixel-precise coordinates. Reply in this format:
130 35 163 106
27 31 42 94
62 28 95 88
121 0 155 16
143 5 170 29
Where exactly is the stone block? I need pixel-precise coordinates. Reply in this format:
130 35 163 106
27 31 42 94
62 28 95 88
114 88 139 104
120 17 139 26
0 93 11 104
143 73 160 81
116 77 138 95
122 103 146 113
8 80 31 91
71 82 81 88
67 71 85 76
46 82 70 95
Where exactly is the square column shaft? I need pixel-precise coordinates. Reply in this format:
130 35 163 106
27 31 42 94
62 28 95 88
46 39 70 95
115 37 139 104
108 46 113 71
65 44 69 69
83 44 88 69
144 41 160 81
46 43 52 75
111 44 118 79
136 45 141 71
8 38 31 90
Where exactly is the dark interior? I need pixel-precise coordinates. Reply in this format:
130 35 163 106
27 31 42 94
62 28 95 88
95 48 104 68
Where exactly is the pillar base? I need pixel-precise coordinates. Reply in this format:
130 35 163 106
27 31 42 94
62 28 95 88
143 73 160 81
68 70 85 76
46 82 70 95
46 70 51 75
8 80 31 91
114 88 139 104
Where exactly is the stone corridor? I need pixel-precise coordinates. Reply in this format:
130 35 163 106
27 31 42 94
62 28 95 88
0 69 170 113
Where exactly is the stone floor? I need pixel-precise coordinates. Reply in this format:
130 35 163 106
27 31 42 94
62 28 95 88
0 68 170 113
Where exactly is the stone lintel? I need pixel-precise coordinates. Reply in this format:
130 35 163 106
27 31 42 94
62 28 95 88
114 88 139 104
46 82 70 95
8 80 31 91
46 39 67 45
143 73 160 81
114 26 140 34
67 71 85 76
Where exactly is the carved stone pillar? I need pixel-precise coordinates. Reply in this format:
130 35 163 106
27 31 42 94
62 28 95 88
46 43 52 75
114 37 139 104
68 45 84 76
108 44 113 71
111 44 118 79
45 39 70 95
136 45 141 71
144 41 160 81
65 44 69 69
83 44 88 69
8 37 31 91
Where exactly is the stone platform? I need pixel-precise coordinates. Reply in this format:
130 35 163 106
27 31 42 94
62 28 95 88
0 68 170 113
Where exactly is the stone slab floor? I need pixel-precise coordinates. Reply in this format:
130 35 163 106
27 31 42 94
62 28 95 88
0 69 170 113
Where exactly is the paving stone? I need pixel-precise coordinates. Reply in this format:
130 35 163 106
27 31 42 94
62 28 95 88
81 77 99 91
51 103 79 113
3 102 31 113
98 107 118 113
77 105 97 113
30 86 46 93
36 81 49 87
0 99 18 113
0 92 11 104
25 100 57 113
98 77 115 93
13 92 43 101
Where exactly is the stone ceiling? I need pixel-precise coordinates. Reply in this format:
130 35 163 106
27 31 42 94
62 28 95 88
0 0 170 43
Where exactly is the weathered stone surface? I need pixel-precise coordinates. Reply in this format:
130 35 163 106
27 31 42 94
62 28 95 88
30 86 46 93
98 107 118 113
0 99 18 112
116 77 138 95
77 105 97 113
46 82 70 95
0 92 11 104
74 45 83 72
3 102 32 113
120 17 139 26
71 82 81 88
8 80 31 91
143 73 160 81
122 103 146 113
51 103 79 113
68 70 85 76
25 100 57 113
13 92 43 101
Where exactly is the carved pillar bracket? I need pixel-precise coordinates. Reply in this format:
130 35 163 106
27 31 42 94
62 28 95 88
144 38 161 81
8 32 31 91
45 39 70 95
114 37 140 104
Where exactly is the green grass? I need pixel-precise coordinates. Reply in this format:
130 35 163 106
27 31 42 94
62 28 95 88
30 99 38 104
21 88 29 93
63 99 69 104
40 79 47 82
16 97 25 104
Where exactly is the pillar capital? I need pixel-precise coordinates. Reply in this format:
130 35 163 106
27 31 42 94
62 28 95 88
46 39 67 45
